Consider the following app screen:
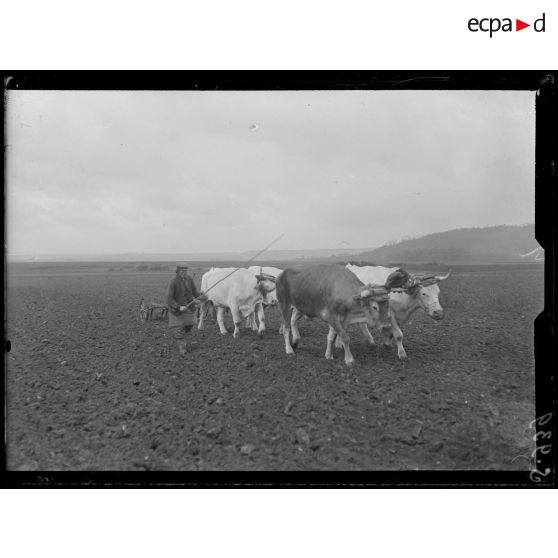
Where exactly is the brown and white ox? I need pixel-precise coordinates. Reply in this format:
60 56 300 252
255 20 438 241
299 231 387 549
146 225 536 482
345 264 451 360
276 264 409 366
197 267 276 338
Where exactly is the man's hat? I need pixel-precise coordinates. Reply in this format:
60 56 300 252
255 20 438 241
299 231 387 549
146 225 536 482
176 262 189 270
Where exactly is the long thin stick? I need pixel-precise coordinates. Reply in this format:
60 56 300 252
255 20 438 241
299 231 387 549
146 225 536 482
183 233 284 310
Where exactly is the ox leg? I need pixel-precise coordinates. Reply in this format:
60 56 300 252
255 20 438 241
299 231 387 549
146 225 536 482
359 323 376 348
381 323 393 348
333 318 355 366
334 332 342 349
282 323 295 355
325 326 337 360
256 302 266 336
230 305 242 339
278 297 295 355
340 335 355 366
280 311 295 355
245 312 258 331
216 307 228 335
381 320 406 360
279 306 290 335
391 320 407 360
250 312 258 331
291 308 303 348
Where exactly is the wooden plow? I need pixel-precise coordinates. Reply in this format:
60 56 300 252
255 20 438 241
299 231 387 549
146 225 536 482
139 298 169 322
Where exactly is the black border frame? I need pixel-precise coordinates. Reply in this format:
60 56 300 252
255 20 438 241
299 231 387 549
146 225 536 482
2 71 556 488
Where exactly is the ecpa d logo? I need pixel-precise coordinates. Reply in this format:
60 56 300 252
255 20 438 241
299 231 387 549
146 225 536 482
468 13 546 37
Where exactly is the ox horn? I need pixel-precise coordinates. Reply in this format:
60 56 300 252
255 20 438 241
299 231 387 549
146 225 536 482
413 274 436 286
435 269 452 282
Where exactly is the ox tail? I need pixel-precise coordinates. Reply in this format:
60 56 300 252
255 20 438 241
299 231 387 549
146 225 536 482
275 270 292 326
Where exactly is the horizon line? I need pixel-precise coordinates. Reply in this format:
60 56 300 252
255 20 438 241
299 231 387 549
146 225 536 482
6 222 535 260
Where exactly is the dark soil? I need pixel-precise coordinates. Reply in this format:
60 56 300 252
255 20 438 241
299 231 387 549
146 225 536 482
5 267 542 470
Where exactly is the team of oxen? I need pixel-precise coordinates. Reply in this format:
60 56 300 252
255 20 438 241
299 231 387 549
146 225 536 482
196 263 451 366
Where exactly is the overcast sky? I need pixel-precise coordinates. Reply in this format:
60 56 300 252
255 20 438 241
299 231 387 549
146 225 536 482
6 89 535 256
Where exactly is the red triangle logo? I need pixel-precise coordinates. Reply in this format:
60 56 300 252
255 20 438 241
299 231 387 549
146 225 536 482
516 19 530 31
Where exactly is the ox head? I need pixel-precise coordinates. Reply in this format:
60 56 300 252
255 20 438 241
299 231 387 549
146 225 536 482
354 284 391 324
255 272 277 297
405 270 451 320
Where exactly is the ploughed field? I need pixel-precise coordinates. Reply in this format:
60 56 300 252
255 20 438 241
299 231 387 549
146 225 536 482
6 264 542 471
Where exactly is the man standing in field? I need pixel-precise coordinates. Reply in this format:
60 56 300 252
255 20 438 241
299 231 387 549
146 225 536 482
167 263 204 355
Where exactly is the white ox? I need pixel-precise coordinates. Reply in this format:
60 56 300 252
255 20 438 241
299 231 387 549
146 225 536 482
197 267 276 338
345 264 451 359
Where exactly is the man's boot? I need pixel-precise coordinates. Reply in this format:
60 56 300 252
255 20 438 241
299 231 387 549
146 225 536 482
177 340 187 355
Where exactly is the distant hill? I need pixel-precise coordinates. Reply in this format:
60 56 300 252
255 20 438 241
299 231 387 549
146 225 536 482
355 224 539 264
